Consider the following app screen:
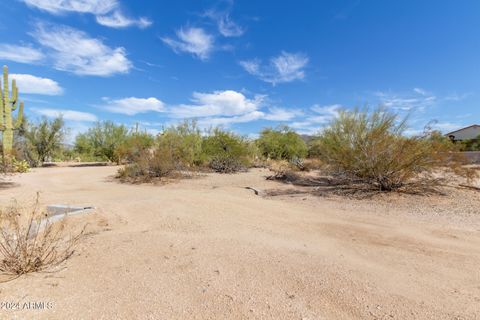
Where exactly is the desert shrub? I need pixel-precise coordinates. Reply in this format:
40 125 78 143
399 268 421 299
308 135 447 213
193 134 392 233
157 120 204 168
22 116 66 167
307 137 323 158
202 128 251 172
267 160 292 177
117 142 180 183
73 134 94 160
303 158 324 171
117 153 175 182
314 108 471 191
257 126 308 161
266 158 312 177
118 124 254 181
0 195 84 276
459 135 480 151
56 146 81 162
115 130 155 164
0 156 30 174
12 158 29 173
74 121 129 163
245 140 265 167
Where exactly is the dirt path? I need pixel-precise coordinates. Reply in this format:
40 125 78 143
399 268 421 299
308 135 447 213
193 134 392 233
0 166 479 319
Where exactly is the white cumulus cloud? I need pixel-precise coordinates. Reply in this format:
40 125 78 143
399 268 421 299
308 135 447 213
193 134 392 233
32 108 98 121
10 74 63 95
263 107 303 121
198 111 264 127
168 90 304 127
0 44 45 64
171 90 262 118
162 27 214 61
103 97 165 115
32 23 132 76
240 51 309 85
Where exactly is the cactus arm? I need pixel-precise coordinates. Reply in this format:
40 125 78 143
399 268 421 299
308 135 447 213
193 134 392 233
14 101 24 129
0 69 5 131
0 76 3 128
11 84 18 111
11 80 18 111
2 66 7 125
11 79 17 102
3 66 8 104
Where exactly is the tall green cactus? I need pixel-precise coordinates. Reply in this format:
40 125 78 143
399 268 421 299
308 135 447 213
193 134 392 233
0 65 24 158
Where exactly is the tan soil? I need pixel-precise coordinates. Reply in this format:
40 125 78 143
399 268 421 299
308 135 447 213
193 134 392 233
0 166 479 319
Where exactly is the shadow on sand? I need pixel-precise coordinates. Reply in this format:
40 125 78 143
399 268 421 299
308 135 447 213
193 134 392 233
0 181 19 190
42 162 111 168
264 171 445 199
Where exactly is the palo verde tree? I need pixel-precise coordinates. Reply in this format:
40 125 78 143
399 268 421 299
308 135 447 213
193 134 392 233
0 66 24 160
24 116 66 167
74 121 129 163
257 125 308 161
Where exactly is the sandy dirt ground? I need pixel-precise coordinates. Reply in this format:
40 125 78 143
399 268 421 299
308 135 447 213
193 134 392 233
0 166 479 319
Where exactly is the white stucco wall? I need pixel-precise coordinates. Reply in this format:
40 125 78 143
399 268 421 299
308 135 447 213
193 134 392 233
448 126 480 140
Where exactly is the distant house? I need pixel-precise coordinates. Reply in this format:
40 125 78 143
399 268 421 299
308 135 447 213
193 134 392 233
445 125 480 141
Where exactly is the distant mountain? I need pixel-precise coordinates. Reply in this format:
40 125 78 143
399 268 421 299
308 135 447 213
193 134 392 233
300 134 315 143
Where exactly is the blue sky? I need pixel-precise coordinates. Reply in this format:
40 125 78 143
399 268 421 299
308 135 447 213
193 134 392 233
1 0 479 139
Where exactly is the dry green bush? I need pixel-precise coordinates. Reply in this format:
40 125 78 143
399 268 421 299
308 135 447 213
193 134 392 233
459 135 480 151
115 130 155 164
117 143 182 183
23 116 66 167
202 128 252 173
117 124 262 181
74 121 129 163
118 121 205 182
314 108 475 191
257 126 308 161
0 196 84 277
157 120 204 168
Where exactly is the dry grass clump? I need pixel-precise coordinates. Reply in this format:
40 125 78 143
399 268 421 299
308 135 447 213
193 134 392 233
303 158 324 171
267 158 324 176
1 155 30 174
0 195 84 277
209 155 246 173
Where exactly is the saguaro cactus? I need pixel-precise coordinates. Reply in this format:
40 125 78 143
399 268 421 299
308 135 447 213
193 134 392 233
0 65 24 158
